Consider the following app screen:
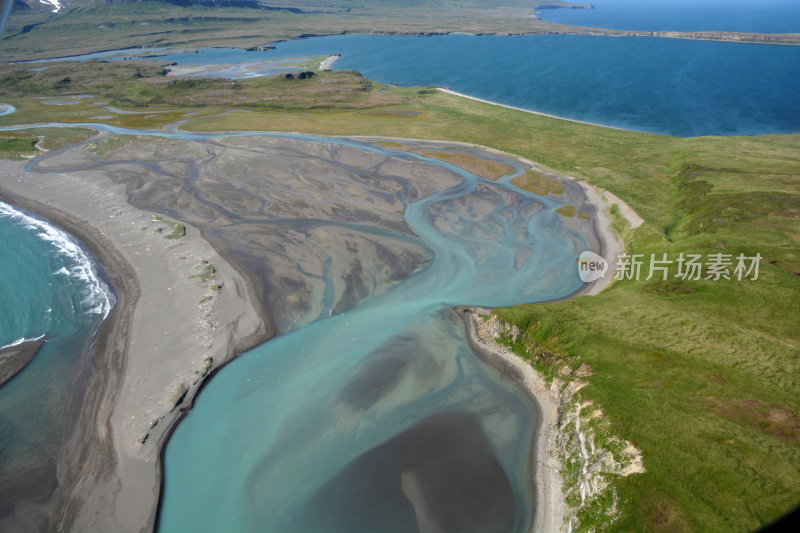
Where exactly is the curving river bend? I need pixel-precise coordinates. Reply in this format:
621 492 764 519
146 131 587 533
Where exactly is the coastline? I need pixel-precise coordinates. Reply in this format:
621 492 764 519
437 88 629 132
319 53 340 71
454 173 630 533
0 157 266 532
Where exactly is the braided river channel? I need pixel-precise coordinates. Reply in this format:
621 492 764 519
0 120 589 532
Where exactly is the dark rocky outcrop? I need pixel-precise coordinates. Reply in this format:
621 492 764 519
283 70 315 80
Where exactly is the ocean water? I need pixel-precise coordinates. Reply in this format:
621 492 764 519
0 202 113 480
102 35 800 137
20 29 800 137
266 34 800 137
538 0 800 33
21 31 800 137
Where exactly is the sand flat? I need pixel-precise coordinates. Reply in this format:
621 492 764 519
0 130 624 532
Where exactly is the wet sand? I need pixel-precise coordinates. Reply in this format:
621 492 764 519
0 339 44 388
0 130 625 532
461 308 568 533
300 411 516 533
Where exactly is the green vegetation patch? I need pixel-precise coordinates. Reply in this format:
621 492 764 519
555 204 577 217
169 381 189 407
415 149 515 180
165 223 186 240
511 169 566 196
0 127 94 159
189 260 222 293
495 211 800 531
0 135 37 160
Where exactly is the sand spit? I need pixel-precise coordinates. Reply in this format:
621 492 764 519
0 339 44 388
319 54 341 71
0 158 265 532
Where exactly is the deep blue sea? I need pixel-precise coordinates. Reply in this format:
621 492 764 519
265 34 800 137
538 0 800 33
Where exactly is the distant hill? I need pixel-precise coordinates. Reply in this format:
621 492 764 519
0 0 599 60
13 0 591 12
103 0 263 7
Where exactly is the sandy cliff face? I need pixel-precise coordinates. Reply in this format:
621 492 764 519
478 313 645 532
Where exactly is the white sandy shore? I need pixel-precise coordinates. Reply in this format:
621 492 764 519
438 88 628 131
0 155 265 532
319 54 341 71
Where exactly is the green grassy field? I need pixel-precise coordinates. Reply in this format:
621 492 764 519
0 61 415 123
0 127 95 158
1 60 798 531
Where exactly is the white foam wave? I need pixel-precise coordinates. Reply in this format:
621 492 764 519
0 334 46 351
0 202 115 320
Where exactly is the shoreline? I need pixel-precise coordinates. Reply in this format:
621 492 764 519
10 25 800 62
437 88 629 132
453 164 629 533
460 307 567 533
0 182 142 529
319 53 340 71
0 338 45 388
0 156 266 532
